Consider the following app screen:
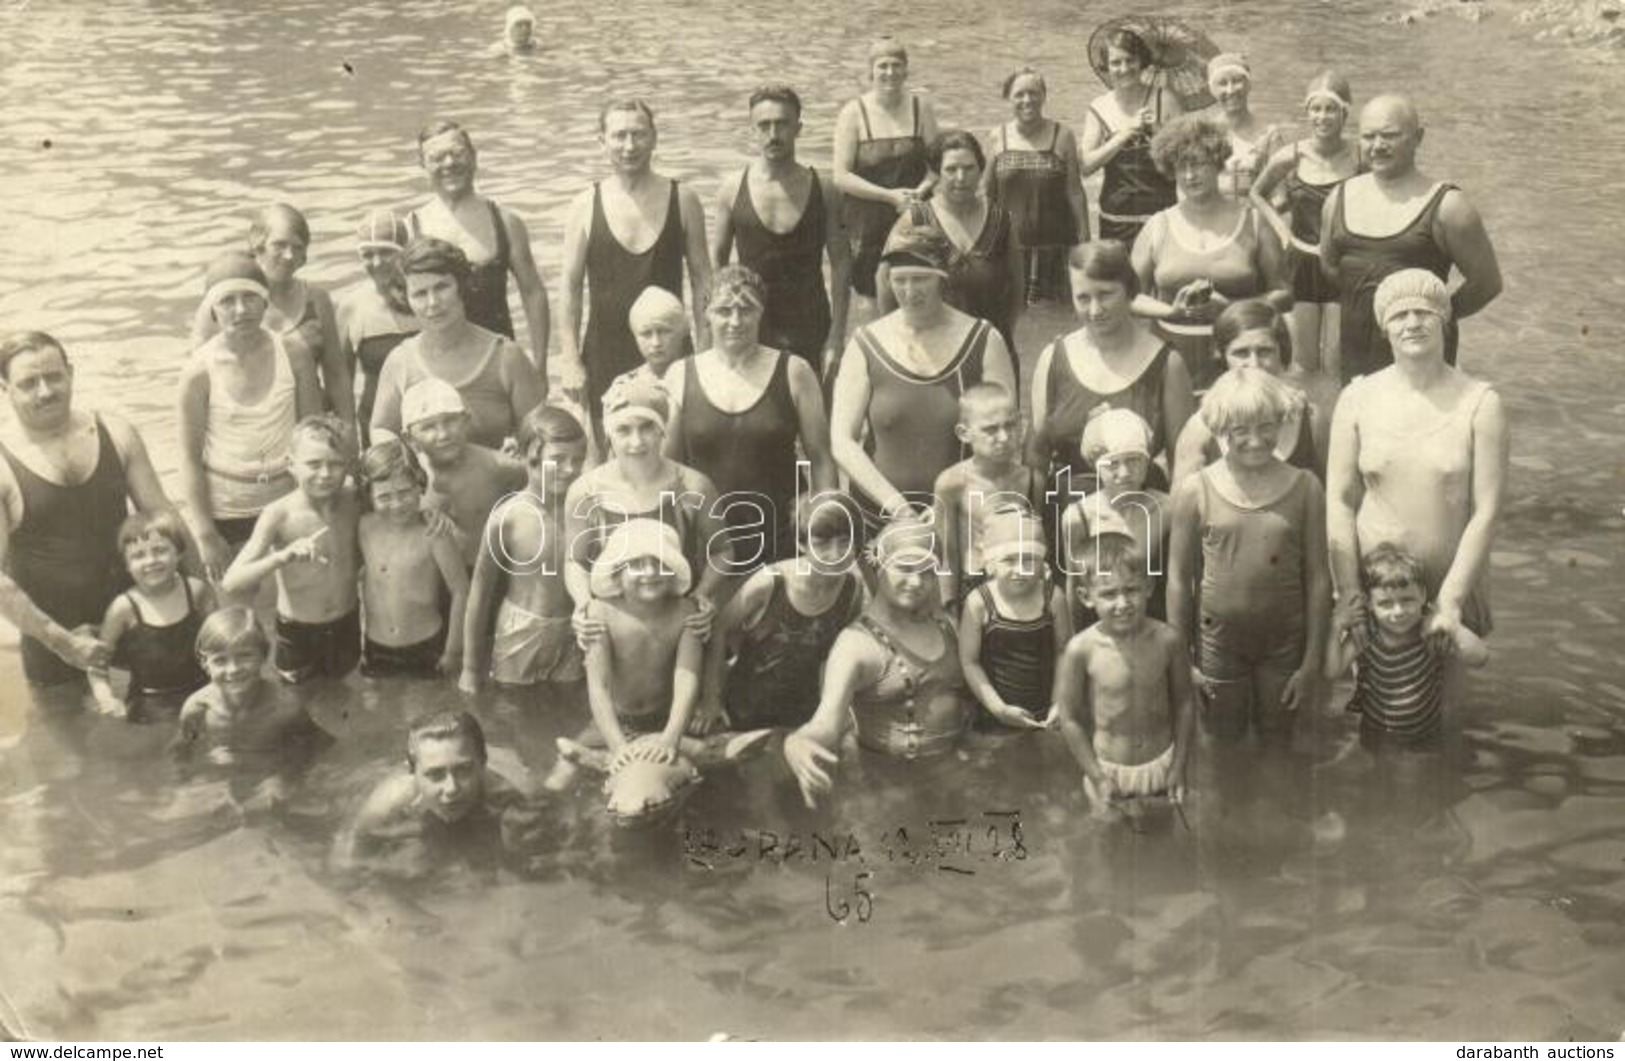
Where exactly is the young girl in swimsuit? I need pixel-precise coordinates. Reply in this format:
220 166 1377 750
1081 29 1183 246
1251 71 1361 384
1206 53 1287 200
90 511 216 723
960 506 1071 731
1167 368 1331 745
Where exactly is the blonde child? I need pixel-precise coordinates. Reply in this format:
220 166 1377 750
172 607 328 767
931 382 1045 605
1167 367 1330 744
222 415 362 683
357 438 469 678
1326 541 1488 751
960 507 1071 731
400 378 527 569
461 405 590 692
1055 532 1195 822
90 511 217 722
615 286 690 387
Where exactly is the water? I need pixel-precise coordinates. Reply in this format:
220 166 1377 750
2 0 1624 1041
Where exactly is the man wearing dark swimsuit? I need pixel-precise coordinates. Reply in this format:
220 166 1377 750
411 120 552 392
1319 95 1503 382
558 99 712 443
0 333 191 688
712 84 851 378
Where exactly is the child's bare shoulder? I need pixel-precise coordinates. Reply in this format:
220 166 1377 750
932 460 970 499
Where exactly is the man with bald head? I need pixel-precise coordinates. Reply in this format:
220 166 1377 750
1319 94 1502 382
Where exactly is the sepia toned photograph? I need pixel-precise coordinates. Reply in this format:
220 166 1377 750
0 0 1622 1043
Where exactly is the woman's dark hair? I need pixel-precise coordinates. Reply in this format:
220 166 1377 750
1213 299 1293 367
1001 67 1046 99
1103 29 1155 70
1149 114 1233 178
929 130 986 173
399 236 473 303
1067 240 1139 298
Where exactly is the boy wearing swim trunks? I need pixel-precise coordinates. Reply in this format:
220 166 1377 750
460 405 589 693
1055 532 1195 823
222 415 362 683
401 378 526 570
931 382 1045 607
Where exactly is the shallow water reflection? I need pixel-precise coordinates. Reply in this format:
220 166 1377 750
2 0 1624 1042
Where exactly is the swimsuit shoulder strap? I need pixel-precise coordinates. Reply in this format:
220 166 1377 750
487 199 510 263
976 582 1000 621
1047 121 1061 152
857 98 874 140
123 589 149 628
911 95 921 137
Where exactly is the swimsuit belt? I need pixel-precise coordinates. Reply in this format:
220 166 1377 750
206 464 293 485
1098 209 1155 224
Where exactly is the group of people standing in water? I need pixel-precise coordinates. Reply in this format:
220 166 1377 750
0 21 1510 842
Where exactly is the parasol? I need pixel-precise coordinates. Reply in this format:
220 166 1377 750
1087 15 1221 113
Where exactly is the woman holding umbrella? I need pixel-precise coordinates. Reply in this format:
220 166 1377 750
1082 20 1210 245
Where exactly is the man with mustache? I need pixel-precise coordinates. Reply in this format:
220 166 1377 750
1319 94 1503 383
0 332 189 687
712 84 851 379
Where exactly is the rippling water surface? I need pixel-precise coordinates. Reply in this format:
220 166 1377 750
2 0 1624 1041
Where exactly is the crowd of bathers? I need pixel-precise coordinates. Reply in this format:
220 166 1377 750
0 19 1509 841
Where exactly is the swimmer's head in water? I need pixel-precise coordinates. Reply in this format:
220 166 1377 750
1215 299 1292 371
407 711 488 823
504 5 536 47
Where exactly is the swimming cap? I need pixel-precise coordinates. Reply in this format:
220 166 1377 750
202 250 270 308
627 286 687 331
880 224 951 276
1373 268 1452 326
868 513 938 569
1304 87 1351 112
506 5 535 29
356 208 410 252
401 378 468 428
589 518 693 598
868 37 908 65
1207 53 1251 85
980 507 1046 567
601 374 671 433
1080 408 1154 461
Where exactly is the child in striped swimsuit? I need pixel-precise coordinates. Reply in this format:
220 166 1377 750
1326 542 1489 750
